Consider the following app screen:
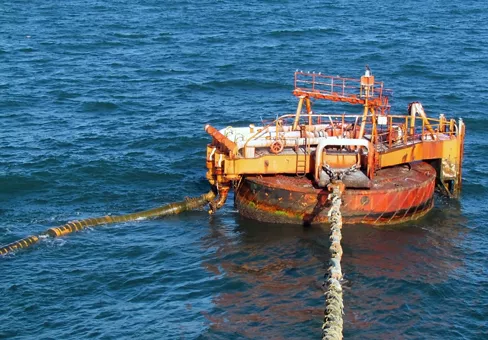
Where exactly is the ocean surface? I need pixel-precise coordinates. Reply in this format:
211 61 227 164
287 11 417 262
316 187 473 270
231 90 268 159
1 0 487 339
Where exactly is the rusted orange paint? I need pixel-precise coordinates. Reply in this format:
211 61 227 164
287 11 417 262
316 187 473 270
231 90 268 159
205 124 238 157
235 162 435 226
204 71 465 224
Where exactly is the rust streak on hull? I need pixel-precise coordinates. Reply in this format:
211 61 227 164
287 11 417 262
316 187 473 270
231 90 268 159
235 162 435 226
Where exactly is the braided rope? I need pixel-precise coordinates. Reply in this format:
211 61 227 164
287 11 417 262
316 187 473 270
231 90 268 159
322 182 344 340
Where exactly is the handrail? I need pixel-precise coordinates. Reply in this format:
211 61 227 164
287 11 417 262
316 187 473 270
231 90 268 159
293 72 392 108
251 113 457 133
218 113 459 158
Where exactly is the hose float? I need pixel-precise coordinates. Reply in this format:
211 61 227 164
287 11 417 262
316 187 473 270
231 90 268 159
0 190 216 256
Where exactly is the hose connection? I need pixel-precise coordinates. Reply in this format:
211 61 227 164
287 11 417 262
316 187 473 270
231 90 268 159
209 184 230 214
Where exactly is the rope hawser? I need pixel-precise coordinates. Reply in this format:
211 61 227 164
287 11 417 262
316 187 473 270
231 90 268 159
322 181 345 340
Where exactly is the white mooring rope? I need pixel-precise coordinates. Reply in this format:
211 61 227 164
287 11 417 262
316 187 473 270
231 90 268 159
322 181 344 340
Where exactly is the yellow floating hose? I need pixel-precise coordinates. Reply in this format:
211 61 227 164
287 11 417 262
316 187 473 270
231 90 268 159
0 190 215 256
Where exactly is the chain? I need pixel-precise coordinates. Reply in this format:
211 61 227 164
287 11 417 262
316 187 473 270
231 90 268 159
323 164 335 180
323 163 358 181
322 181 345 340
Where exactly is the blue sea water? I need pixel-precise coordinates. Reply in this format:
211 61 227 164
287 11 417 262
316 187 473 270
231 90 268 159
1 0 487 338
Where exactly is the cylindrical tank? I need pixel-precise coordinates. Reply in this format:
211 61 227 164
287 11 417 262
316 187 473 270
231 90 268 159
235 162 436 225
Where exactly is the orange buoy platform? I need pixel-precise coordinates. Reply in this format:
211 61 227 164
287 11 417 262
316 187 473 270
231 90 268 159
204 70 465 225
235 162 436 225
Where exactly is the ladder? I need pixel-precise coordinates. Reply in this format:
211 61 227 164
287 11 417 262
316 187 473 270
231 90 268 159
296 126 310 176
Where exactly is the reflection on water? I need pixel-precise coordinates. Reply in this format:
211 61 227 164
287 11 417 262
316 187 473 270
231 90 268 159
200 212 327 339
346 206 466 283
344 200 467 338
199 197 468 339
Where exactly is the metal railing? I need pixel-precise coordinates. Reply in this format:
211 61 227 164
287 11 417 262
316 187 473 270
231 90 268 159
242 113 459 152
294 72 393 104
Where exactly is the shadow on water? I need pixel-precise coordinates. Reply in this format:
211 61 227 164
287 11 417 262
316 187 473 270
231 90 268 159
198 196 469 339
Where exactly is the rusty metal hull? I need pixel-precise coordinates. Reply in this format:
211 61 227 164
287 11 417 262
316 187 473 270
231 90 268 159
235 162 436 225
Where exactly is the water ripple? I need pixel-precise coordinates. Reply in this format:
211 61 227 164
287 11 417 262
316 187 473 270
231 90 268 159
1 0 487 339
